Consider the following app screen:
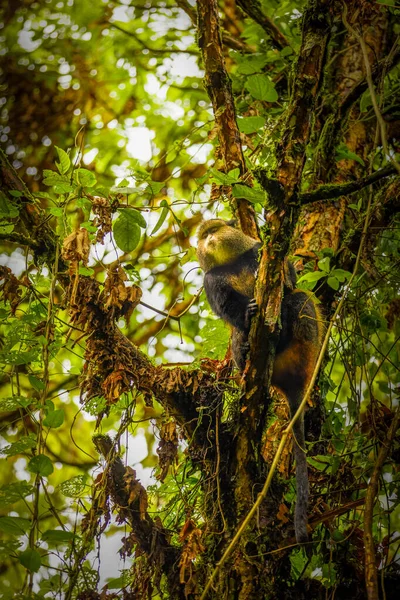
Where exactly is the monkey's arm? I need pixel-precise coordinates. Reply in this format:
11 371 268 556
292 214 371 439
204 271 250 332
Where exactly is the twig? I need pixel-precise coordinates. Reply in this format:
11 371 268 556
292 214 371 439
235 0 290 50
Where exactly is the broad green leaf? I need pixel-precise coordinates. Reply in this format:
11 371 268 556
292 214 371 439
73 168 97 188
327 276 340 290
19 548 42 572
245 74 278 102
237 116 266 134
0 482 34 508
54 146 71 174
1 435 36 456
0 192 19 218
113 212 142 253
297 271 326 283
43 409 64 428
42 170 69 186
151 200 169 235
59 475 87 498
53 182 74 194
237 53 269 75
145 181 165 196
41 529 74 543
232 184 266 204
9 190 23 197
317 257 330 273
330 269 352 282
0 516 31 536
126 209 147 228
28 455 54 477
0 396 31 411
209 168 238 185
28 375 45 392
290 548 308 581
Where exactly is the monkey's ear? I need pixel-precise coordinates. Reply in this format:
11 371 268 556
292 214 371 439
226 219 238 228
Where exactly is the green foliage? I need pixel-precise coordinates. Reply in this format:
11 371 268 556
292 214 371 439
1 0 400 597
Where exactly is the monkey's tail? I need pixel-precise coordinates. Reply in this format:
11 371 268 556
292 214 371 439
292 410 309 544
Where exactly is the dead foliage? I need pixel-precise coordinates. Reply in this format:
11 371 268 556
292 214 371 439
178 519 204 596
156 419 179 482
0 265 28 314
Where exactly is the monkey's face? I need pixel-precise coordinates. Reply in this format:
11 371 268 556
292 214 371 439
197 219 255 271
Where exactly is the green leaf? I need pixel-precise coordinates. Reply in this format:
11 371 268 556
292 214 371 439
237 53 269 75
126 209 147 228
297 271 326 283
113 212 142 253
0 516 31 536
335 143 365 166
330 269 352 282
0 482 34 508
41 529 74 543
53 182 74 194
209 168 238 185
34 191 53 200
200 317 230 360
280 46 293 57
78 266 95 276
28 455 54 477
42 170 69 186
48 206 64 217
245 74 278 102
0 396 31 411
237 116 266 134
19 548 42 572
28 375 45 392
54 146 71 175
59 475 87 498
9 190 24 197
110 186 142 194
317 257 330 273
1 435 36 457
232 184 266 204
327 276 340 290
151 200 169 235
290 547 308 581
145 181 165 196
73 168 97 188
43 409 64 428
0 192 19 218
0 224 14 234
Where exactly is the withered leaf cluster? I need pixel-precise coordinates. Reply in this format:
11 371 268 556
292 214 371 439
156 420 179 482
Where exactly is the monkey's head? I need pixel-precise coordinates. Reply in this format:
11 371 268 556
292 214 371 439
197 219 257 271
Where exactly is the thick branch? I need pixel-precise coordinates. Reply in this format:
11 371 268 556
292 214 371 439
176 0 253 53
298 164 397 204
196 0 258 238
93 434 185 600
235 0 290 50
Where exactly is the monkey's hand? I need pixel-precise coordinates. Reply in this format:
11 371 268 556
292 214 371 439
245 298 258 331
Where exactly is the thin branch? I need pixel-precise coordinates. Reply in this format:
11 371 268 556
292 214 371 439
235 0 290 50
110 22 199 55
298 164 397 204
